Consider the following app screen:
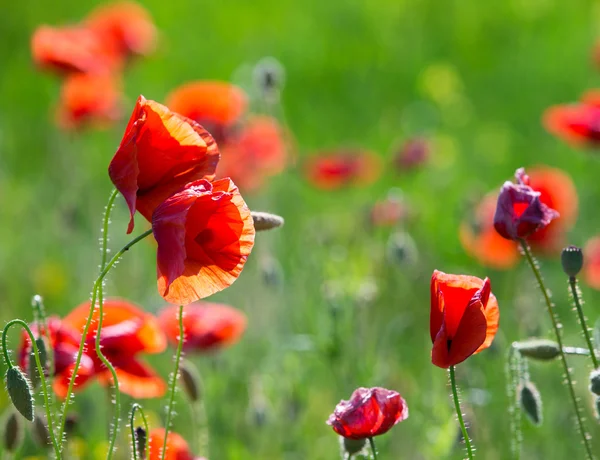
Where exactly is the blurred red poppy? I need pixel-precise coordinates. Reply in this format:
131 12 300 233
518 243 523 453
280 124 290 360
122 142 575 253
159 302 246 352
56 73 123 130
148 428 195 460
543 93 600 147
61 299 167 398
85 1 156 59
31 25 121 75
165 81 248 144
369 195 408 228
326 387 408 440
584 236 600 290
304 149 381 190
393 137 430 171
152 178 255 305
494 168 559 242
430 270 499 368
108 95 220 233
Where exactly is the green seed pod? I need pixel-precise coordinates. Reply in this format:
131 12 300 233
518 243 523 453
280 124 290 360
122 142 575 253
589 369 600 396
3 412 22 452
135 426 147 459
341 436 366 455
32 414 50 448
179 361 201 402
519 381 543 426
561 246 584 278
251 211 284 232
515 339 561 361
6 367 34 421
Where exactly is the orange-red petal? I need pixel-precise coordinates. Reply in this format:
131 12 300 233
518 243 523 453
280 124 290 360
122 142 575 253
584 236 600 290
148 429 194 460
97 359 166 399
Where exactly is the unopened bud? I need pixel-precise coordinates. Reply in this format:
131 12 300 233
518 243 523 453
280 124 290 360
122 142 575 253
519 381 543 426
515 339 560 361
6 367 34 421
179 361 201 402
32 414 50 448
3 412 22 452
251 211 284 231
590 369 600 396
341 436 366 455
561 246 584 278
135 426 147 459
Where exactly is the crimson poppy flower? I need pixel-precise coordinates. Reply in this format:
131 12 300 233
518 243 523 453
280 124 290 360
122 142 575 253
493 168 559 241
543 94 600 147
61 299 167 398
430 270 499 368
583 236 600 290
56 73 123 130
164 81 248 144
393 137 430 171
85 1 156 59
152 178 255 305
304 149 381 190
108 95 220 233
158 302 246 352
326 387 408 440
19 317 96 398
148 429 198 460
31 25 121 75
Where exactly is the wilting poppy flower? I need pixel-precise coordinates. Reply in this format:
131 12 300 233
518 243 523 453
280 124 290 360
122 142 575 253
61 299 167 398
393 137 430 171
493 168 559 241
152 178 255 305
85 1 156 59
165 81 248 144
56 73 123 130
304 149 381 190
583 236 600 290
19 317 96 398
159 302 246 352
31 25 120 75
430 270 499 368
108 95 220 233
326 387 408 440
543 94 600 147
148 428 198 460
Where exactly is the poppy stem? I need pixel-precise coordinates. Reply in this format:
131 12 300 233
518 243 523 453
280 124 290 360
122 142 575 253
2 320 62 459
130 403 149 460
57 227 153 454
449 365 474 459
506 345 523 460
162 304 185 460
568 277 599 369
100 189 119 272
368 437 378 460
520 240 594 459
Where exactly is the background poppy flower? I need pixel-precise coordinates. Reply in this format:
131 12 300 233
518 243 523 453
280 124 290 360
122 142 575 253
326 387 408 440
108 95 220 233
62 299 167 398
304 149 381 190
369 194 409 228
430 270 499 368
152 178 255 305
543 101 600 147
159 302 247 352
148 428 195 460
393 137 430 171
583 236 600 290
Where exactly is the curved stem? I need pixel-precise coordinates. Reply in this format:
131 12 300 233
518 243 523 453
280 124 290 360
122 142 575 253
100 189 119 272
368 437 378 460
58 228 153 451
162 305 185 460
449 365 474 460
130 403 150 460
520 241 594 459
569 277 599 368
2 320 61 459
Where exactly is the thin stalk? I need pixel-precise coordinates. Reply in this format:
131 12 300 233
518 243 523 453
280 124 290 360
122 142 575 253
368 437 378 460
162 305 185 460
2 320 61 459
520 240 594 459
569 277 599 368
58 228 153 451
130 403 150 460
100 190 119 272
449 365 474 460
506 346 522 460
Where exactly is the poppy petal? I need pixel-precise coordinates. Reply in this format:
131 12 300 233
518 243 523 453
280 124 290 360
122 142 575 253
97 359 166 399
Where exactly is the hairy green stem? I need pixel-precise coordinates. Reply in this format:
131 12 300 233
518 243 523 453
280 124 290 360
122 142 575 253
2 320 61 459
506 346 522 460
520 240 594 459
449 365 474 459
568 277 599 368
130 403 150 460
368 437 378 460
162 305 185 460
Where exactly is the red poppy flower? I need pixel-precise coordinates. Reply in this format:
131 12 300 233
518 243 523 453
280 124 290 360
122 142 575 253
61 299 167 398
152 178 255 305
493 168 559 241
85 1 156 58
19 317 96 398
31 25 121 75
393 137 430 171
326 387 408 440
543 95 600 147
369 194 408 228
165 81 248 144
56 73 123 130
108 95 220 233
148 429 195 460
304 149 381 190
158 302 246 352
430 270 499 368
584 236 600 290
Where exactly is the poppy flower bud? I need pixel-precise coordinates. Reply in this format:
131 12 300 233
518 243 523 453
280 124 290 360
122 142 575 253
340 436 366 456
519 381 543 426
3 412 22 452
5 367 34 421
32 414 50 448
589 369 600 396
493 168 559 241
179 361 201 402
135 426 147 459
515 339 560 361
561 246 584 278
251 211 285 231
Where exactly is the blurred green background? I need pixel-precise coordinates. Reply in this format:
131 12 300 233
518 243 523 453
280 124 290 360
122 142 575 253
2 0 600 458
